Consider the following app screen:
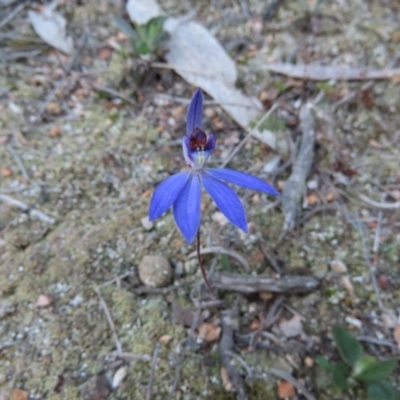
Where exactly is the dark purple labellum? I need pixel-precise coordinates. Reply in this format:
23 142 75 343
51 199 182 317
189 127 207 150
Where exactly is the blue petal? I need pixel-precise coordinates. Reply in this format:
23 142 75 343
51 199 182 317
206 168 280 195
186 88 203 136
205 132 216 152
173 175 202 243
201 173 248 232
182 136 193 166
149 172 190 220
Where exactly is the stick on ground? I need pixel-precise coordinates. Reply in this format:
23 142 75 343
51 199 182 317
219 312 248 400
146 342 160 400
95 288 123 357
0 193 55 224
281 103 315 234
212 272 320 294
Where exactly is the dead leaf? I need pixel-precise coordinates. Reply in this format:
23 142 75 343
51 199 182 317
325 192 335 202
382 313 397 330
98 47 112 60
377 275 390 290
279 315 303 338
277 180 285 191
330 260 348 274
1 167 12 177
259 291 273 301
304 356 314 367
220 367 234 391
11 389 29 400
36 294 53 307
49 125 61 137
111 367 127 389
28 5 73 55
159 334 172 344
393 325 400 349
341 275 354 298
197 323 221 342
46 102 61 115
278 380 296 398
306 194 318 206
127 1 278 150
126 0 162 25
250 320 260 330
345 316 362 329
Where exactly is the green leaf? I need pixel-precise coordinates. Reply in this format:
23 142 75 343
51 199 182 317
220 253 231 272
316 356 332 372
332 325 363 366
134 40 150 55
332 362 350 390
367 381 399 400
114 16 137 40
356 359 398 383
135 24 146 41
353 355 377 378
145 16 166 42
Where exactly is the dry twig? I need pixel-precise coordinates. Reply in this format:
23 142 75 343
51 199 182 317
359 193 400 210
281 103 315 234
90 82 137 107
99 272 132 288
354 214 384 311
146 342 160 400
211 272 319 294
95 287 123 357
107 351 151 362
0 2 25 29
220 311 248 400
262 64 400 81
0 193 55 224
6 143 30 182
188 246 250 272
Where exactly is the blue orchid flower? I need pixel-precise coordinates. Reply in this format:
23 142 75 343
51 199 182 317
149 88 279 243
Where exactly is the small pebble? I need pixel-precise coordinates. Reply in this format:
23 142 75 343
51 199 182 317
307 179 318 190
138 255 173 288
141 216 154 231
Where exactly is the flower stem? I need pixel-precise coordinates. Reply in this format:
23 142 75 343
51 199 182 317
196 229 213 292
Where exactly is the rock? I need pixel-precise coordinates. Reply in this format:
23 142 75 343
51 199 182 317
0 299 14 319
138 255 172 287
79 374 110 400
141 216 154 230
